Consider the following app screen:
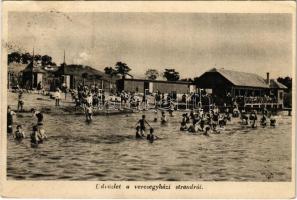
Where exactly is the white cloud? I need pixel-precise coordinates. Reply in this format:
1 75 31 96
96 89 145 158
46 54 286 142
73 51 90 64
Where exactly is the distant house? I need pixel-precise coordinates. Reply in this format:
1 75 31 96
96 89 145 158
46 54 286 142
195 68 287 108
55 64 118 92
269 79 287 108
7 62 27 88
117 78 196 97
22 60 48 90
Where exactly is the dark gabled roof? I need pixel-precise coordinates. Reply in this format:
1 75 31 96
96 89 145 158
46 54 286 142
207 68 269 88
269 79 287 89
56 64 118 81
8 62 27 74
22 61 47 73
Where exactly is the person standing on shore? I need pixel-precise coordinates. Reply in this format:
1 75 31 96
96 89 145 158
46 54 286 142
54 88 61 106
37 81 43 94
17 91 24 112
7 106 16 134
62 82 67 100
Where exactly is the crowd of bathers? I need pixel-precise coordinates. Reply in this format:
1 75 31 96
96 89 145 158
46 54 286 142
8 87 279 146
133 106 278 143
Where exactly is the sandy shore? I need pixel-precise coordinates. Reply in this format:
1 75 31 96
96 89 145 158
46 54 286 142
7 91 78 114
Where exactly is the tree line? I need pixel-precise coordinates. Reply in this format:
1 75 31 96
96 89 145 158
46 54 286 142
8 51 292 87
8 51 57 66
104 63 181 81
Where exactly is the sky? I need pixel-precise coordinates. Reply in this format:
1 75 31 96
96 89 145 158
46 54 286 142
8 12 293 79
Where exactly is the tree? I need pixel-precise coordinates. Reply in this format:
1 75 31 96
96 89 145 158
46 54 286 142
21 53 32 64
34 55 42 62
41 55 53 66
277 76 292 91
145 69 159 80
163 69 180 81
104 67 116 77
115 62 131 79
8 52 21 64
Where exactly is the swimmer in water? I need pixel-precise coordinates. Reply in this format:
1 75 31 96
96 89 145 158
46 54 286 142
218 114 226 127
30 125 40 147
31 108 44 124
188 121 198 133
153 110 158 122
14 125 25 142
180 121 188 131
37 123 47 144
85 104 93 122
147 128 159 143
135 125 144 139
241 110 249 125
260 115 267 127
136 115 151 135
249 110 258 128
161 111 168 124
203 126 210 136
7 106 16 134
270 116 276 127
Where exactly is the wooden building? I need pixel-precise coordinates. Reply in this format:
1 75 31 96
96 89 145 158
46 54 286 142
195 68 287 108
7 62 27 89
20 60 117 92
22 61 47 90
55 64 118 92
117 79 196 96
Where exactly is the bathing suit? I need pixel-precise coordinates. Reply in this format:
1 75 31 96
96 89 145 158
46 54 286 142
147 134 154 143
139 119 146 131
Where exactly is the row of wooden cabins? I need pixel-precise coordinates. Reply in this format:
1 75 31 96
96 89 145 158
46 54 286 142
8 61 287 109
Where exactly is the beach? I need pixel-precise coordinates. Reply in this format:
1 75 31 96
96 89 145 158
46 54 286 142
6 91 292 181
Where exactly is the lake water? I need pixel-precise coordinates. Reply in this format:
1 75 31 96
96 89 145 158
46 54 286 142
7 93 292 181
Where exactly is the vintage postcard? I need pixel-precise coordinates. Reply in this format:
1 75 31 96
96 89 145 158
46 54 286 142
0 1 296 198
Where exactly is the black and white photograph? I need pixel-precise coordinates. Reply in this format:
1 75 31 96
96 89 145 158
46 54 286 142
1 1 295 198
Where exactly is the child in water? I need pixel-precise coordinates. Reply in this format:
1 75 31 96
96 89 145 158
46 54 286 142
31 125 47 147
135 125 144 139
203 126 210 136
153 110 158 122
31 108 44 124
30 126 39 146
249 110 258 128
270 116 276 127
161 111 168 124
136 115 151 135
260 115 267 127
147 128 159 143
7 106 16 134
180 121 188 131
14 125 25 141
37 123 47 143
85 104 93 122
